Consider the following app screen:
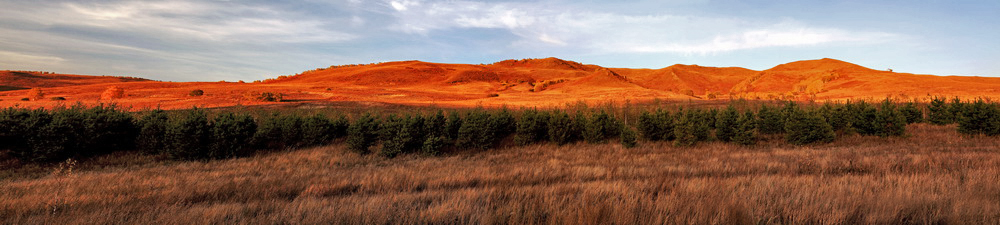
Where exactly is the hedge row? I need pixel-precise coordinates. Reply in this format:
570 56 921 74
2 98 999 163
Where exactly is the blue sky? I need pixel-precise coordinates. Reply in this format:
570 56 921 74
0 0 997 81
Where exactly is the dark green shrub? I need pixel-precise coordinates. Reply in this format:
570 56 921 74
404 114 427 151
329 114 350 139
957 99 1000 136
26 107 79 162
444 111 462 142
927 97 952 125
636 111 659 141
637 109 673 141
78 105 138 157
851 101 880 136
705 108 719 129
715 106 739 142
346 113 379 154
732 111 758 146
380 115 412 158
456 110 494 150
948 97 966 123
0 108 32 153
620 127 638 148
514 109 550 145
819 102 853 132
254 113 305 149
301 114 335 147
756 105 785 134
784 108 835 145
674 109 709 147
421 136 445 156
209 113 257 159
900 102 923 124
851 100 907 137
547 110 581 145
877 100 907 137
136 109 170 154
489 107 517 140
424 110 447 139
583 111 621 144
165 108 212 160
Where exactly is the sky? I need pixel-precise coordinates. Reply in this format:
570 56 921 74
0 0 998 81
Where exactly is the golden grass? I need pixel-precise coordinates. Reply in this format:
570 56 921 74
3 124 1000 224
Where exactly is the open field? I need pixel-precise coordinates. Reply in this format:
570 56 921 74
3 124 999 224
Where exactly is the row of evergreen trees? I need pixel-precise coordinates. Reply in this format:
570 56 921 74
2 98 999 163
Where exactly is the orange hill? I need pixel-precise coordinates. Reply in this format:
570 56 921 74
2 58 999 109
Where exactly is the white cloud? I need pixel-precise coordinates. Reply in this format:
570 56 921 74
18 1 357 44
390 0 420 11
0 51 65 68
382 0 897 54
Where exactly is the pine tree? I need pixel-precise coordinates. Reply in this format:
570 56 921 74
210 113 257 159
136 109 170 154
732 111 758 146
756 105 785 134
927 97 952 125
380 115 412 158
900 102 923 124
166 108 212 160
346 113 379 154
457 110 494 150
636 111 660 141
301 114 335 147
784 108 835 145
949 97 966 124
852 101 880 136
548 110 581 145
424 110 447 139
584 111 621 144
876 99 907 137
673 109 709 147
620 126 638 148
514 109 550 145
715 105 739 142
444 111 463 142
957 99 1000 136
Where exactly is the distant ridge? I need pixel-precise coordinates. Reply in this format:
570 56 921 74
3 58 1000 109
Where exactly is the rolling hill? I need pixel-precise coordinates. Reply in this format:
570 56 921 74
2 58 999 109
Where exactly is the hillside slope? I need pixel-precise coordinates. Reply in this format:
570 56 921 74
2 58 999 109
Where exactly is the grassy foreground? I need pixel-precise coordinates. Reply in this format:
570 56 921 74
2 124 1000 224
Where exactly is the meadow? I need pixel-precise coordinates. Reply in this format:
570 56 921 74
1 124 999 224
2 98 1000 224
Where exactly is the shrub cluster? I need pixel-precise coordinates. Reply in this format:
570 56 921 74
6 98 1000 164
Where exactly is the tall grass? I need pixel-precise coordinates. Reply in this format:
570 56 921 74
1 124 999 224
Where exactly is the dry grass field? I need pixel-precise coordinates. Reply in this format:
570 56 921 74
2 124 1000 224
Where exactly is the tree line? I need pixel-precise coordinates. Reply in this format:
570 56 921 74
1 97 998 163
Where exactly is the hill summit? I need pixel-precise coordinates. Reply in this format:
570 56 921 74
2 58 1000 109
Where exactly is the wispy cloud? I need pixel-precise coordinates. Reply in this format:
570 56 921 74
381 0 895 54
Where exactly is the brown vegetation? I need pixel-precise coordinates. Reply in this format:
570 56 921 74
2 124 999 224
99 86 124 101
